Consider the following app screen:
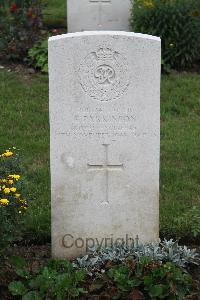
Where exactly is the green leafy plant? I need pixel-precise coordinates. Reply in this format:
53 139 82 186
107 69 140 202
108 257 193 299
130 0 200 71
0 0 44 60
108 263 142 292
27 39 48 73
8 258 86 300
0 148 29 252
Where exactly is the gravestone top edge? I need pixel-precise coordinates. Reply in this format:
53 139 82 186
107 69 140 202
48 31 161 43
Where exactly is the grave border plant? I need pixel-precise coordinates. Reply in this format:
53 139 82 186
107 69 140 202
74 239 199 272
8 240 199 299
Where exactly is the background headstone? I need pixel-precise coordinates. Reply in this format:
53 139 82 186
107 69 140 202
67 0 131 32
49 31 161 259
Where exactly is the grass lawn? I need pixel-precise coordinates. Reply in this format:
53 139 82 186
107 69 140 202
43 0 67 28
0 69 199 242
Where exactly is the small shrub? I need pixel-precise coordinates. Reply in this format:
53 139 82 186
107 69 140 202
0 0 44 60
0 147 29 252
27 39 48 73
130 0 200 71
27 29 61 73
74 239 199 272
108 257 193 299
8 258 86 299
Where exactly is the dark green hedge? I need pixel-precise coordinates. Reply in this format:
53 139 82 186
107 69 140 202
130 0 200 71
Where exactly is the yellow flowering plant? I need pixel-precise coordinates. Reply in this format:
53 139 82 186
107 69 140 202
0 147 29 252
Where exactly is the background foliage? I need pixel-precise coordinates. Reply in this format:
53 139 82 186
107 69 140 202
27 39 48 73
0 0 44 60
130 0 200 71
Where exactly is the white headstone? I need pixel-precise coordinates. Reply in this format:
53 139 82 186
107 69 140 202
49 31 161 259
67 0 131 32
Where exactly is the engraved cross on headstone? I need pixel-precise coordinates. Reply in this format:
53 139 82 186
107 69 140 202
87 144 123 204
89 0 112 27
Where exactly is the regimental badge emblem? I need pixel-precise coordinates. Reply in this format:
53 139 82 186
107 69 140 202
79 47 130 102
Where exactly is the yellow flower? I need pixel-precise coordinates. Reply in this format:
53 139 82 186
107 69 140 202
0 199 9 205
4 188 10 194
1 179 7 183
2 150 14 157
15 193 21 198
14 175 20 181
8 174 21 181
2 185 5 189
8 180 14 185
10 187 17 192
143 1 154 8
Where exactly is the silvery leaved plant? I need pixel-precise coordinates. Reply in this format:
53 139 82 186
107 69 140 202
73 239 199 274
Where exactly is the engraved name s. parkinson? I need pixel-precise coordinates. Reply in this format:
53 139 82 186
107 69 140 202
79 47 130 102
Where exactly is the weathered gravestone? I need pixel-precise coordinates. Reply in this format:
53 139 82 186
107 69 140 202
49 31 161 259
67 0 131 33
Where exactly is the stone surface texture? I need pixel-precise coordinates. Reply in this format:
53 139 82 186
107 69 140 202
49 31 161 259
67 0 131 32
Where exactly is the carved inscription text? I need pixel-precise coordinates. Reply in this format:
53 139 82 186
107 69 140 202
58 107 136 139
